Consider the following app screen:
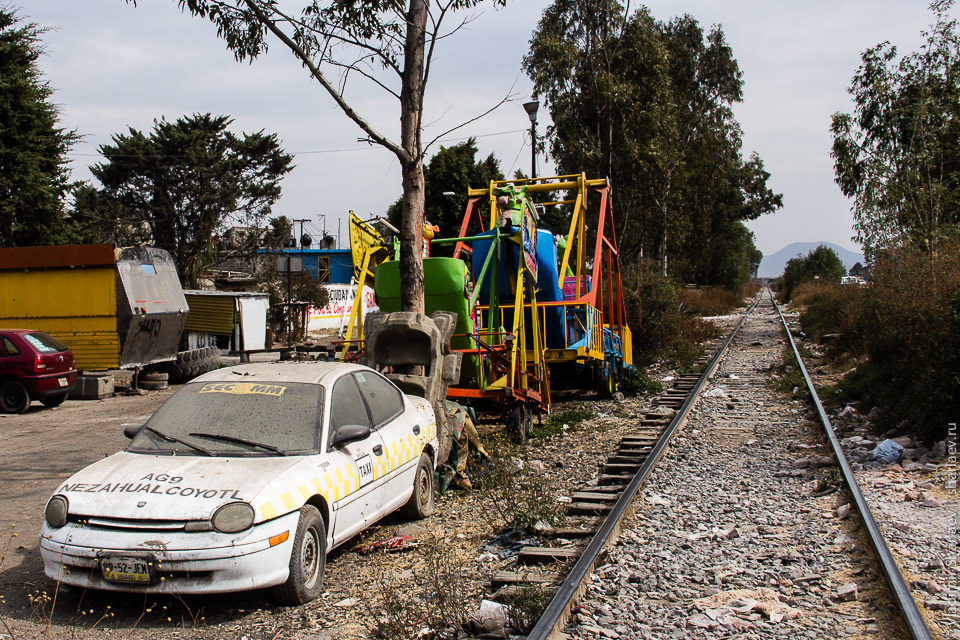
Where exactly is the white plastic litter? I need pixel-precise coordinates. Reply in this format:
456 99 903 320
871 439 904 463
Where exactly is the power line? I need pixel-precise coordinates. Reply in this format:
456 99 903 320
65 128 530 160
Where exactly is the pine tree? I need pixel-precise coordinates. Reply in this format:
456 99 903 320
0 10 77 247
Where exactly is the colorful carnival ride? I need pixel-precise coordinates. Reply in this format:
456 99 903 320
370 173 632 439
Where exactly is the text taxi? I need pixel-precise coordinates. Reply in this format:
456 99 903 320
39 362 438 604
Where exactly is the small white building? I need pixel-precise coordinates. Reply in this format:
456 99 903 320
183 290 269 352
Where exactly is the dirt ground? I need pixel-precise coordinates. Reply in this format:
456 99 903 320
0 387 358 639
0 378 646 640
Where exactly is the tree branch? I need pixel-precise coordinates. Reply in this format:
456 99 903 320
422 88 516 160
241 0 406 161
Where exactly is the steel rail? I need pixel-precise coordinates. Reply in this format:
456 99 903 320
771 290 933 640
526 294 761 640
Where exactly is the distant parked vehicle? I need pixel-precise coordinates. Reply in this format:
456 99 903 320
0 329 77 413
840 275 867 286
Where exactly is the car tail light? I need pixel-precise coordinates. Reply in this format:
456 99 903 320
35 355 46 372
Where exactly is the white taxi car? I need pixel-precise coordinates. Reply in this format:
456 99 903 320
39 362 438 604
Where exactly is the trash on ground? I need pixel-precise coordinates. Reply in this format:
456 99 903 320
482 529 538 558
870 439 904 464
465 599 509 638
353 535 418 555
694 588 801 623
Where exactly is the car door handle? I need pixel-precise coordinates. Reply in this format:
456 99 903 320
373 445 383 456
412 424 420 435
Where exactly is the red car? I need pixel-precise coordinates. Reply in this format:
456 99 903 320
0 330 77 413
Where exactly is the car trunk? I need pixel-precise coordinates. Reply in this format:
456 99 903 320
34 348 74 376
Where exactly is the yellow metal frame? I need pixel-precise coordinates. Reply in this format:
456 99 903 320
340 212 390 359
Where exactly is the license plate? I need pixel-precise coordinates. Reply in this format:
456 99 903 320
100 554 154 584
57 377 68 387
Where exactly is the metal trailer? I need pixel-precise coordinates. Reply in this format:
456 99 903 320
416 182 552 439
0 244 188 372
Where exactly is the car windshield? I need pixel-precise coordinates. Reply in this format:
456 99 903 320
129 381 323 456
23 332 68 353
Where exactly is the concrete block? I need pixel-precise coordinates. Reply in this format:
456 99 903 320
70 374 115 400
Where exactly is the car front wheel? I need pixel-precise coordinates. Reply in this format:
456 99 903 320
273 505 326 605
401 453 435 519
0 381 30 414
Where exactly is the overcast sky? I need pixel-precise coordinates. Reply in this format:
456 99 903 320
25 1 953 255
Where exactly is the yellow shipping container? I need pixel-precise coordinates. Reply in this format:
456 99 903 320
0 244 187 371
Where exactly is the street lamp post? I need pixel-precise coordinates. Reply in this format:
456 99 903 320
523 100 539 178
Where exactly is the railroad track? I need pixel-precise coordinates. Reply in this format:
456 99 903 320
497 290 935 640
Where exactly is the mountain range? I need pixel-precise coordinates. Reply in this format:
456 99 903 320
757 242 864 279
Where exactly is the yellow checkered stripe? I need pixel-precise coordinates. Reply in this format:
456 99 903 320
256 462 360 521
375 418 435 478
255 417 436 522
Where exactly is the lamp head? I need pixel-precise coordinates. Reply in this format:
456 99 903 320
523 100 540 124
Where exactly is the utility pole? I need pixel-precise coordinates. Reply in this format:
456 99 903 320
291 218 310 340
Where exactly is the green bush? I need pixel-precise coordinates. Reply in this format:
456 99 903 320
622 260 716 368
618 366 662 396
780 245 846 301
482 458 567 535
534 408 594 438
682 286 741 316
797 240 960 442
796 282 870 359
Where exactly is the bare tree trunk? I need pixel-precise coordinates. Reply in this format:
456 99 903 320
398 0 428 313
659 169 673 277
399 158 426 312
661 205 668 277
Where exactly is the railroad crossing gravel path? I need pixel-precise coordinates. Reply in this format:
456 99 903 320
565 297 909 639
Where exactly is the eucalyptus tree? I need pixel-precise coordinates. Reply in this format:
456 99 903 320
524 1 780 286
0 9 77 247
386 137 503 253
524 0 671 263
832 0 960 260
160 0 506 312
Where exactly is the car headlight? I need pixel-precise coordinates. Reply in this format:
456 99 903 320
45 495 69 528
211 502 255 533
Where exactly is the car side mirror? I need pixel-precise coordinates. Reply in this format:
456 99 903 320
330 424 371 447
124 423 145 439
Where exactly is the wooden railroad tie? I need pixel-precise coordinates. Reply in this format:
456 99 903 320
567 501 613 516
517 546 580 565
541 526 599 539
491 571 560 589
570 490 621 503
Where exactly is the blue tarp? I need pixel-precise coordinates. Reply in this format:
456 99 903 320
471 228 566 347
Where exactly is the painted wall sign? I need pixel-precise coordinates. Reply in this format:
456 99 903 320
308 284 378 331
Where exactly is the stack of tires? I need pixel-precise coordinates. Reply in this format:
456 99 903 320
139 371 170 390
145 347 223 387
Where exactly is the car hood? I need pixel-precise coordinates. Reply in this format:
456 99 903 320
53 452 307 521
